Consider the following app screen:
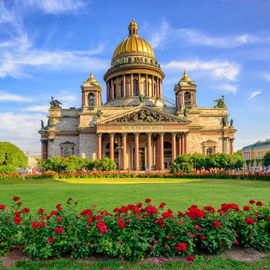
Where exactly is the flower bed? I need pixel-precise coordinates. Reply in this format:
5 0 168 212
25 171 270 181
0 197 269 260
0 173 23 181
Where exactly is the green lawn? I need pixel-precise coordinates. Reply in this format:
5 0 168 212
0 178 269 212
2 255 270 270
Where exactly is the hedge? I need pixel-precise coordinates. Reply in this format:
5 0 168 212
0 198 269 260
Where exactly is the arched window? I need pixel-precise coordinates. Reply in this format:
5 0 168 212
88 93 95 106
206 147 213 156
184 92 192 105
133 79 138 96
120 81 124 97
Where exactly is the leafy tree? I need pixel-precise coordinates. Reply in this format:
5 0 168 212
0 165 17 173
93 158 117 171
42 157 65 172
191 153 205 170
0 142 27 169
170 162 193 173
263 151 270 167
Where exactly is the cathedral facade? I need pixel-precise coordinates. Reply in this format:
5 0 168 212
39 19 237 170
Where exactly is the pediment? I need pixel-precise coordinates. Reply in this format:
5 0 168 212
94 106 191 126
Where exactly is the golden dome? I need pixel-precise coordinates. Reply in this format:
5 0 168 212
112 19 155 60
180 70 192 82
87 72 98 83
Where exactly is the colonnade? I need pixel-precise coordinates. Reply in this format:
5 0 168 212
97 132 188 170
106 74 162 102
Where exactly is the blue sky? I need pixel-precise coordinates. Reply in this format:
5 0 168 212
0 0 269 154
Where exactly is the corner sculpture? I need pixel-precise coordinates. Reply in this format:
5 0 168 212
214 95 226 108
50 96 62 109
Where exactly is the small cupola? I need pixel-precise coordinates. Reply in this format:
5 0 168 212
128 18 138 36
81 72 102 107
174 70 197 110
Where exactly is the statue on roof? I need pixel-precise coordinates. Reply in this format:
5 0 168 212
214 95 226 108
50 96 62 109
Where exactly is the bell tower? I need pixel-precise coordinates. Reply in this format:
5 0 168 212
174 70 197 110
81 72 102 107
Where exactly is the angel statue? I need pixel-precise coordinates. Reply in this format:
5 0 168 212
214 95 226 108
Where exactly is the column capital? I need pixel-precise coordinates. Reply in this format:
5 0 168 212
146 132 152 136
159 132 165 136
134 132 140 136
97 133 102 137
171 132 177 136
109 132 115 137
122 132 127 136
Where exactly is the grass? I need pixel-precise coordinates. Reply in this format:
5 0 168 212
1 255 270 269
0 177 269 212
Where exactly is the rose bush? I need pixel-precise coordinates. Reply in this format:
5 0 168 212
0 197 269 260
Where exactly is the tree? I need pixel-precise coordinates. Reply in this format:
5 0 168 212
191 153 205 170
0 142 27 170
263 151 270 167
93 158 117 171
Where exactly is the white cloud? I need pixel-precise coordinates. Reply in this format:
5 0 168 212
265 74 270 82
0 112 46 153
217 84 238 94
24 0 85 14
0 91 32 102
248 91 262 100
162 59 240 81
0 48 108 78
24 105 49 112
149 19 260 49
53 91 78 108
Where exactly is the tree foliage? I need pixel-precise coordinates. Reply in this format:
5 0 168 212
42 156 116 172
0 142 27 169
171 151 244 173
263 151 270 167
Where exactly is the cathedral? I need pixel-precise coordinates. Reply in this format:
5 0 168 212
39 19 237 171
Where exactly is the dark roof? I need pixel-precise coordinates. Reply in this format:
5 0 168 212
242 139 270 150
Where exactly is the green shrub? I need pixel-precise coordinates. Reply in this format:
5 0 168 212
0 165 17 174
0 142 27 168
93 158 117 171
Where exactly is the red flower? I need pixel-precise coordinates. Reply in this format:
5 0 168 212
80 209 93 216
249 200 255 204
267 216 270 222
38 208 45 214
118 219 125 228
39 222 45 228
186 207 205 219
200 235 206 240
48 238 54 243
203 206 216 213
188 255 194 262
213 220 222 228
0 205 5 210
56 217 62 222
245 217 255 224
56 204 62 211
243 206 250 211
145 198 151 204
17 202 23 206
13 196 20 201
87 217 92 224
145 205 158 216
136 202 142 208
175 242 187 252
14 217 21 225
55 226 63 234
159 202 166 208
256 201 263 206
97 220 108 233
195 225 201 230
32 221 39 229
149 245 153 249
23 208 30 213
